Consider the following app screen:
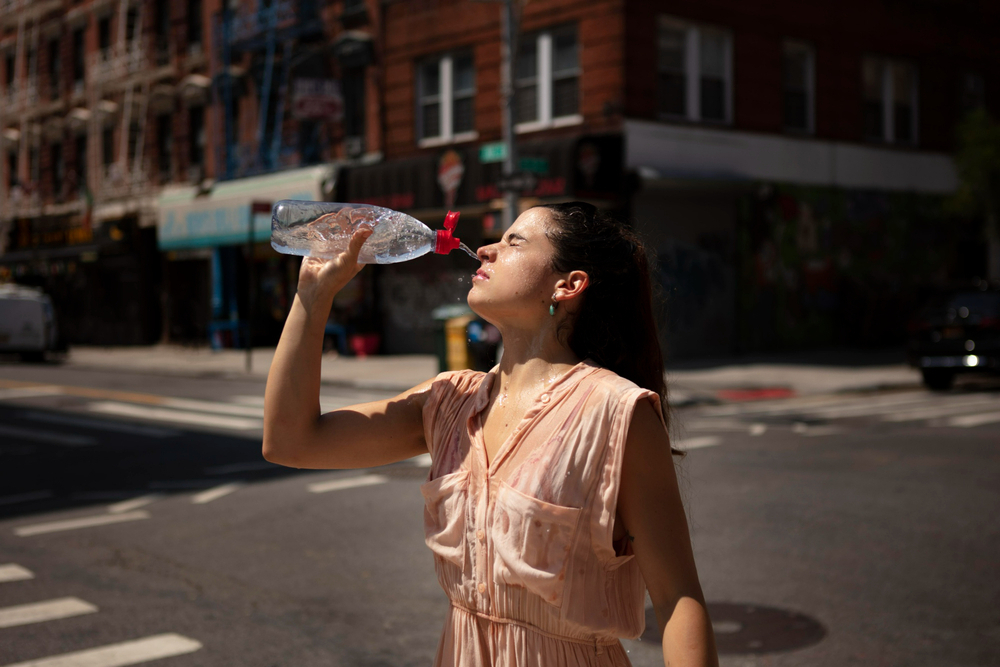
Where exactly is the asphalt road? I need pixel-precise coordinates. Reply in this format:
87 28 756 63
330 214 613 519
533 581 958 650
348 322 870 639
0 362 997 667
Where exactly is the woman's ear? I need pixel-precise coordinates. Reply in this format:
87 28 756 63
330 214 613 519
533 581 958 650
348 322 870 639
554 270 589 303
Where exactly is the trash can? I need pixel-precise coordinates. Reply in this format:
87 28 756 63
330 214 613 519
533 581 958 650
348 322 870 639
432 304 475 373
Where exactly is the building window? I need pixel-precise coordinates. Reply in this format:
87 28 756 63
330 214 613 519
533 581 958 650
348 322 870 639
657 16 732 124
863 56 918 145
103 126 115 167
417 51 475 144
157 114 173 181
75 134 87 188
7 153 17 189
52 142 64 194
48 38 61 99
961 72 985 113
72 28 85 93
515 25 579 130
98 15 112 56
783 41 814 133
188 105 205 175
188 0 203 53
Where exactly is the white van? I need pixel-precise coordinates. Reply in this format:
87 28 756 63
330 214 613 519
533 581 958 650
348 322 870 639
0 284 61 361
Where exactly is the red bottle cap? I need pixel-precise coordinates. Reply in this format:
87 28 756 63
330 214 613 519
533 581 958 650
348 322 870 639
434 211 462 254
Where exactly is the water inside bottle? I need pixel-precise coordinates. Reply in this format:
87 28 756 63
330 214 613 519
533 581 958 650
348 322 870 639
458 242 479 261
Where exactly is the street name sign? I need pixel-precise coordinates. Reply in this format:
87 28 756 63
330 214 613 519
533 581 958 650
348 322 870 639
479 142 508 163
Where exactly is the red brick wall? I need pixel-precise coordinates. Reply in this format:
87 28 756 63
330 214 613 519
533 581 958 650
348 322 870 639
381 0 626 158
623 0 1000 151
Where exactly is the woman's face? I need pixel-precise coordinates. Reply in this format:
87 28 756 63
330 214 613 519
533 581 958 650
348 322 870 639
468 208 560 326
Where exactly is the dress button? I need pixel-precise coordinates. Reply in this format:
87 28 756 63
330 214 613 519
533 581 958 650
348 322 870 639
540 393 550 404
477 529 485 541
478 583 487 594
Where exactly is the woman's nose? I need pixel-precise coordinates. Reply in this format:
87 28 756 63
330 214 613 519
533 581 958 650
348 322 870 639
477 243 496 262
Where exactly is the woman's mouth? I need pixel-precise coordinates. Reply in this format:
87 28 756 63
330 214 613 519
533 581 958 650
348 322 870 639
473 269 489 281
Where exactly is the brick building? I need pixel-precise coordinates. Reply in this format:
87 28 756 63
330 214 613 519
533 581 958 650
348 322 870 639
0 0 382 346
2 0 997 355
336 0 999 356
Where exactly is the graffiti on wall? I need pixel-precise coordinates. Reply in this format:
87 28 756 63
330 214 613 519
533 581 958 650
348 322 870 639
738 185 979 350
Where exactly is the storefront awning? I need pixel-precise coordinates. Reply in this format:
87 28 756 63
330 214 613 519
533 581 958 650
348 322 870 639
157 164 335 250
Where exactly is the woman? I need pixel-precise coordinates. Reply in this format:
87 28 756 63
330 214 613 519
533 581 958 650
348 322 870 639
263 202 718 667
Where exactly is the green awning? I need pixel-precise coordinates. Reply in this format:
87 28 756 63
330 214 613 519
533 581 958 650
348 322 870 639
156 165 334 250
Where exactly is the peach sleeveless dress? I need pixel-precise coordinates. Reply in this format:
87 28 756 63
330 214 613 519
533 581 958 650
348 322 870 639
420 360 661 666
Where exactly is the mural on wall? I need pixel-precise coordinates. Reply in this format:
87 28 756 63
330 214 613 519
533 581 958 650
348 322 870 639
738 185 981 351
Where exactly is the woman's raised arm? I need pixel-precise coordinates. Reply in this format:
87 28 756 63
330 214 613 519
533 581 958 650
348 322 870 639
262 227 430 470
617 400 719 667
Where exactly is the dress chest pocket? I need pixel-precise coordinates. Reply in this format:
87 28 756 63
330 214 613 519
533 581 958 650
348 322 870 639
420 469 470 570
492 481 582 608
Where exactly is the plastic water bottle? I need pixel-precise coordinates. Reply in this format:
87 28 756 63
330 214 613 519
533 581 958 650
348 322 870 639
270 200 476 264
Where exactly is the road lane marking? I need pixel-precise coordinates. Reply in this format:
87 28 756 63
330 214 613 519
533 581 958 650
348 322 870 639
882 396 1000 422
203 461 275 475
14 511 150 537
749 423 767 436
0 564 34 583
0 632 203 667
88 402 262 430
674 436 721 450
308 474 388 494
23 411 179 438
160 397 263 417
0 491 52 506
0 425 96 447
108 494 163 514
791 423 843 436
191 483 243 504
947 411 1000 428
0 597 98 628
702 391 929 418
0 386 64 400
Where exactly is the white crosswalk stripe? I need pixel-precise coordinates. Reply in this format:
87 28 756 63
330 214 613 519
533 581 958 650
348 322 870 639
0 633 202 667
0 597 98 629
87 401 262 430
14 511 150 537
695 390 1000 428
191 483 243 504
0 564 34 583
308 474 388 494
107 495 163 514
675 436 722 450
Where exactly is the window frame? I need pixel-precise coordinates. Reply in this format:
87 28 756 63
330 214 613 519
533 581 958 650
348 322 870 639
862 55 919 146
656 15 733 125
416 50 477 147
515 25 582 134
782 39 815 134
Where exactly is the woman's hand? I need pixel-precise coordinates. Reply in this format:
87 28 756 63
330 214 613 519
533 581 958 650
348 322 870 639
295 226 373 315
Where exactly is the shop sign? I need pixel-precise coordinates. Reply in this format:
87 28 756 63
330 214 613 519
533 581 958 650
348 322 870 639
292 79 344 121
10 218 94 252
519 157 549 174
479 142 508 163
438 150 465 209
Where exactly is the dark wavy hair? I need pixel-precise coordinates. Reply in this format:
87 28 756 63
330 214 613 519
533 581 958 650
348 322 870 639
536 202 674 437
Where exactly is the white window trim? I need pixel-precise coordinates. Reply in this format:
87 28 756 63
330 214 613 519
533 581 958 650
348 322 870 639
417 52 477 147
514 26 580 133
783 40 815 134
657 16 733 125
866 56 919 146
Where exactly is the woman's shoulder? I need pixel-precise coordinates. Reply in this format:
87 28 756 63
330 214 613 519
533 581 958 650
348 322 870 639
579 361 648 396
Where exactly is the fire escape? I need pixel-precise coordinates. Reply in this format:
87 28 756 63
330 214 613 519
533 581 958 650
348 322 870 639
213 0 327 181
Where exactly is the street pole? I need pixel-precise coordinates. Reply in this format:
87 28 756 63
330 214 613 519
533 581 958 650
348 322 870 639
499 0 519 231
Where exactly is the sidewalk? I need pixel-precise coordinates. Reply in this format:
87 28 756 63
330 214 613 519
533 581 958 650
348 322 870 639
63 345 923 402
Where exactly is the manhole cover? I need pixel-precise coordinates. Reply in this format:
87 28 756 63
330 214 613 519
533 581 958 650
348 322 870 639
642 602 825 654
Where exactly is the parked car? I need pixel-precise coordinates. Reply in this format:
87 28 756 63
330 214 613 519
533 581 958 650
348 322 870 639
906 284 1000 390
0 284 64 362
